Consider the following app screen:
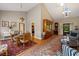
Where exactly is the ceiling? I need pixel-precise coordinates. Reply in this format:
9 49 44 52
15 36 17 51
45 3 79 20
0 3 79 20
0 3 38 12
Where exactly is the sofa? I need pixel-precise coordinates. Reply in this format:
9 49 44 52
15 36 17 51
69 30 79 40
0 27 10 40
68 29 79 47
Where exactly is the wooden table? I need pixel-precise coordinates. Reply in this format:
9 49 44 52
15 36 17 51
11 34 23 46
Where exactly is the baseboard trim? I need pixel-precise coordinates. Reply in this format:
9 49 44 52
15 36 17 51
34 36 42 40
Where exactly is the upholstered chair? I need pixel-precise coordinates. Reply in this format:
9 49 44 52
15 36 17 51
20 32 31 46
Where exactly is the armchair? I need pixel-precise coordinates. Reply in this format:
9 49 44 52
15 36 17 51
20 33 31 46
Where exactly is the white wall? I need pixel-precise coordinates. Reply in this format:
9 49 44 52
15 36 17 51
41 4 54 31
26 4 42 39
0 11 27 32
26 4 54 40
55 17 79 35
41 4 53 21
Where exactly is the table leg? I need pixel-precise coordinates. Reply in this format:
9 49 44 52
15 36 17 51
5 50 8 56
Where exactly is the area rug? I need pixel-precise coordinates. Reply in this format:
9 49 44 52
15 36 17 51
0 39 36 56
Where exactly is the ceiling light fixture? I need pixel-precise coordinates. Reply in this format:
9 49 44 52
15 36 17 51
63 7 71 17
60 3 71 17
60 3 64 6
19 3 24 22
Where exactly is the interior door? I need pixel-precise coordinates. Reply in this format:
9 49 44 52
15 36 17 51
63 23 70 35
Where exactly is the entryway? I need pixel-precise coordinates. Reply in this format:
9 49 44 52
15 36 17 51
32 23 35 36
63 23 70 35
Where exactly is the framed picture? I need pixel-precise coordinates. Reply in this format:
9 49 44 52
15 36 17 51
0 21 2 27
11 22 17 27
2 21 9 27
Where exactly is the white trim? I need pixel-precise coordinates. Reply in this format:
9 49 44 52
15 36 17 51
34 36 42 40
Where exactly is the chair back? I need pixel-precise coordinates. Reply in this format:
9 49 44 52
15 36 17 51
23 32 31 41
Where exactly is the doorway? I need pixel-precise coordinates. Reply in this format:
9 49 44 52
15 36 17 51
32 23 35 36
63 23 70 35
54 22 58 35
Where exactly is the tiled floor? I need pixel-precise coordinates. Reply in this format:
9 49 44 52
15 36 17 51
18 35 61 56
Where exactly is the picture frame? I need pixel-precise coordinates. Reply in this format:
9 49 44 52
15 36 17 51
2 21 9 27
11 22 17 27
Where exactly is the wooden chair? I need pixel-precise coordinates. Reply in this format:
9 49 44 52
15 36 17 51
0 44 8 56
14 36 21 46
10 33 14 42
10 33 20 46
20 32 31 46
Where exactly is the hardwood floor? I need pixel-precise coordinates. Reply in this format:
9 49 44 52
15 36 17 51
17 35 62 56
31 35 60 45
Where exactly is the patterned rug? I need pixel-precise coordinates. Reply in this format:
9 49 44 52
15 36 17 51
0 39 36 56
18 36 61 56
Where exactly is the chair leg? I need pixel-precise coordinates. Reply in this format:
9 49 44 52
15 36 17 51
2 50 8 56
23 43 25 48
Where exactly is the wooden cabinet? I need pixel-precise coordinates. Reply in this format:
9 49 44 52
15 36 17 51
43 19 53 32
43 19 53 39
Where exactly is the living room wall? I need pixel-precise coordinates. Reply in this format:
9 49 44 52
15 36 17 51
26 4 42 39
55 17 79 35
26 4 54 40
0 11 27 32
41 4 54 32
41 4 53 21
